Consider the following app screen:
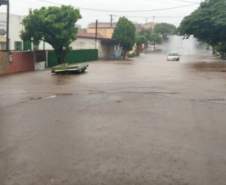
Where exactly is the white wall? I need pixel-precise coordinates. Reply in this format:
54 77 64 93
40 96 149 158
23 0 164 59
70 38 103 58
0 13 51 50
9 14 24 50
0 13 24 50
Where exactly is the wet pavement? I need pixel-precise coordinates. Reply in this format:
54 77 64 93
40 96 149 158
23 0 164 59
1 51 226 185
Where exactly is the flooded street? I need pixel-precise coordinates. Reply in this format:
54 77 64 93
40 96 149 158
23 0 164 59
1 38 226 185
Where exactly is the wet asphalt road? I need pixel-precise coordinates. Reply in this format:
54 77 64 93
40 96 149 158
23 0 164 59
1 52 226 185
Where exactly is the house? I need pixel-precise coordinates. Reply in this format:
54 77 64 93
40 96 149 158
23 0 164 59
71 21 122 59
0 13 53 51
87 22 116 39
143 22 155 31
0 13 121 59
0 13 25 50
72 22 122 59
72 31 121 60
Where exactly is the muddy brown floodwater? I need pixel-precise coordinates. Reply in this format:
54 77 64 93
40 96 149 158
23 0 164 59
1 51 226 185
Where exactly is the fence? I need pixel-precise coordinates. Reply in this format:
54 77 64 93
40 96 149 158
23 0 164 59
0 51 34 76
0 51 9 75
0 49 98 75
47 49 98 67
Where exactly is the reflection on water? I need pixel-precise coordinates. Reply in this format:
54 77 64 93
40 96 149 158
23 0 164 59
161 35 212 56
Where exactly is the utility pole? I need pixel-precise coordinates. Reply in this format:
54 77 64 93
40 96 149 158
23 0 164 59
0 0 9 51
153 16 156 51
110 14 113 27
6 0 9 51
95 20 98 49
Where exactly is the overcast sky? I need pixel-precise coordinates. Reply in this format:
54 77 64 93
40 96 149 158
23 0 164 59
0 0 203 27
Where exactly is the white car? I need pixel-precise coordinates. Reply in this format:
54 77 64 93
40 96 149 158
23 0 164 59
167 52 180 61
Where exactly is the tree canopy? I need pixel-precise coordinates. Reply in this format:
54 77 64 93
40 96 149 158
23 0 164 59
137 29 162 49
135 33 147 46
113 17 136 59
21 5 81 64
149 32 162 45
135 32 147 55
154 23 176 40
179 0 226 57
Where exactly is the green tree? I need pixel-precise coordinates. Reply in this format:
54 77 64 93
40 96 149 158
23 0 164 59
21 6 81 64
135 33 147 55
136 34 146 46
179 0 226 58
113 17 136 59
154 23 177 40
149 33 162 49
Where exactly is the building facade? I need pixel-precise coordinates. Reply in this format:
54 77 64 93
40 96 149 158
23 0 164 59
87 22 116 39
0 13 53 51
0 13 24 50
74 32 121 59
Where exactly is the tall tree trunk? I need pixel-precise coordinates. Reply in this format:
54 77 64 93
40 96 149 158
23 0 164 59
122 50 127 60
56 54 62 64
56 49 66 64
136 45 140 56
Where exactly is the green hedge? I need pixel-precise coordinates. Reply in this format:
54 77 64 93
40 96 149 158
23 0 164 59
47 49 98 67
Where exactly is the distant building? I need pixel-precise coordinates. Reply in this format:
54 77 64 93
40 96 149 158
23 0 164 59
0 13 24 50
0 19 6 49
87 22 116 39
143 22 155 31
134 23 144 33
71 22 121 59
0 13 54 51
131 22 156 33
72 31 121 59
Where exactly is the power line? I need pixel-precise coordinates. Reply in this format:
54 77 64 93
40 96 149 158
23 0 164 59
165 0 201 4
37 0 198 13
141 0 201 5
83 4 198 13
112 14 186 19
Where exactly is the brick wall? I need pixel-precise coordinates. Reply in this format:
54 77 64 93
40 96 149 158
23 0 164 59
0 51 9 75
0 51 35 76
